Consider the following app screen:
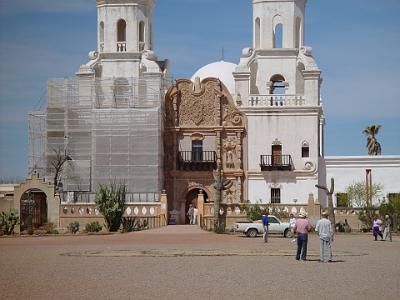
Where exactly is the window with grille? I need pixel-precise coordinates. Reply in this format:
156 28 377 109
271 188 281 204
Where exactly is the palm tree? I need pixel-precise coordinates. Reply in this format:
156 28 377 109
363 125 382 155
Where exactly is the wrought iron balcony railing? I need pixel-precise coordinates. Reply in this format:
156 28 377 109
177 151 217 171
260 155 293 171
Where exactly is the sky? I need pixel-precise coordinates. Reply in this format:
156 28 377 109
0 0 399 180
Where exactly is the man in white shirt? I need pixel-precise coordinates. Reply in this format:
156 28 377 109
315 212 334 262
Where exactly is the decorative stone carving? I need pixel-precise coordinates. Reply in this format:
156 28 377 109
304 161 315 171
223 136 237 169
235 93 242 106
178 81 217 127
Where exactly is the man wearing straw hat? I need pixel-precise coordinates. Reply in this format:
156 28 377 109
315 211 334 262
293 211 311 261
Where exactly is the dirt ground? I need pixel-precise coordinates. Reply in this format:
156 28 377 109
1 226 399 300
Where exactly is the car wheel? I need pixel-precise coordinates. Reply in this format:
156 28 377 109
246 228 258 238
284 228 293 238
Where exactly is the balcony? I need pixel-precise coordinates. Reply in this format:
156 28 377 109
248 94 305 107
177 151 217 171
260 155 293 171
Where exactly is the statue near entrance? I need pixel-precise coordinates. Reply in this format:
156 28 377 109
212 163 233 231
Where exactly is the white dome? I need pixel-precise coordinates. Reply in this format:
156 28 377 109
191 60 237 94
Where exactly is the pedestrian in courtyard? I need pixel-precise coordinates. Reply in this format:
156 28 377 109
382 215 392 242
262 210 269 243
293 212 311 261
372 216 383 241
187 204 194 225
193 206 199 225
315 212 333 262
289 213 296 242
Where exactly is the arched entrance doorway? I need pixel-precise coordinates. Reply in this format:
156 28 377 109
185 188 209 224
20 189 47 231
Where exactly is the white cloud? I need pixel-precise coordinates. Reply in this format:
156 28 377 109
0 0 94 15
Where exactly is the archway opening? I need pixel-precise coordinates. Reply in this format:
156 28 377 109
185 188 208 225
20 189 47 231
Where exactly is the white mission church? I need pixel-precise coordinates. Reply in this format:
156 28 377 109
3 0 397 229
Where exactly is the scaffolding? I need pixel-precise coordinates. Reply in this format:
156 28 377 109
29 76 165 203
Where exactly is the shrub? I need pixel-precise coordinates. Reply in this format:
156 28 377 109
43 222 58 234
0 209 20 235
85 221 102 233
95 182 127 232
121 217 138 233
67 221 80 234
245 204 263 221
357 206 378 230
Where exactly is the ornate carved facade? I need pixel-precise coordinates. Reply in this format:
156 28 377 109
164 78 246 224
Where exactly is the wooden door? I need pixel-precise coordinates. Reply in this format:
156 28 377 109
272 145 282 165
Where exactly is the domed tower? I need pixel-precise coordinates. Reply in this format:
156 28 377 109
77 0 164 79
234 0 326 206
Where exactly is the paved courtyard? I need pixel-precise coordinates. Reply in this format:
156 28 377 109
1 226 399 300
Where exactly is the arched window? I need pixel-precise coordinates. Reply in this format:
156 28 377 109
139 21 145 51
255 18 261 49
274 23 283 48
270 75 286 94
99 21 104 51
117 19 126 42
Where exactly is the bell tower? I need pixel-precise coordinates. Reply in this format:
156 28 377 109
234 0 326 206
253 0 306 50
96 0 154 54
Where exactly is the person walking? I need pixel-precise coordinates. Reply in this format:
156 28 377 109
187 204 194 225
293 212 311 261
262 210 270 243
289 213 296 242
382 215 392 242
372 216 383 241
193 206 199 225
315 212 334 262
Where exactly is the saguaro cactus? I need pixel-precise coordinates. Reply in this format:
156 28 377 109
212 163 233 231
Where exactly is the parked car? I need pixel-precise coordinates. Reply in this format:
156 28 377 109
232 215 293 238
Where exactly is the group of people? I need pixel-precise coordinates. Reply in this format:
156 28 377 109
262 210 334 262
372 215 392 242
262 210 394 262
186 204 199 225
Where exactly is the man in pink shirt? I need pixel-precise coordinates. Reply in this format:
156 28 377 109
293 212 311 261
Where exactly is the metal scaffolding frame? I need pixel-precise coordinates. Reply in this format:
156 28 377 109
29 76 165 203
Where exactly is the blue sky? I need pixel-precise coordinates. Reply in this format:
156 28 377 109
0 0 399 179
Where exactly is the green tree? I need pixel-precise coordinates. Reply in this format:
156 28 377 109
336 193 350 207
380 194 400 232
363 125 382 155
345 181 383 229
95 182 127 232
345 181 383 208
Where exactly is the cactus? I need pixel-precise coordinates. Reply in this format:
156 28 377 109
95 182 127 232
212 163 233 232
0 209 20 235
